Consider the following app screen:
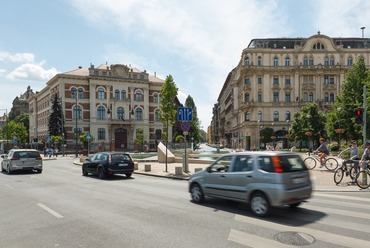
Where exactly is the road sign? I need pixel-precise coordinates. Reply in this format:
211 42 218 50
177 107 192 121
86 133 91 140
181 121 190 132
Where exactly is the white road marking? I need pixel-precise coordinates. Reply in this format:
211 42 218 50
233 214 370 247
37 203 64 219
229 229 288 248
313 192 370 203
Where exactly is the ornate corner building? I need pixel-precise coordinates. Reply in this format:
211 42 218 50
211 33 370 150
28 64 171 151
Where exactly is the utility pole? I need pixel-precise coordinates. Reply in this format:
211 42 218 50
364 86 367 148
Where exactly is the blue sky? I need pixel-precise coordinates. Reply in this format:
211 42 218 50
1 0 369 129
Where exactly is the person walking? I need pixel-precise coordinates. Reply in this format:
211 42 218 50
314 138 330 168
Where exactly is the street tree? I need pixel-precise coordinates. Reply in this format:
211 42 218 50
2 121 28 146
134 127 145 152
289 103 326 149
159 75 179 171
184 95 202 144
327 55 370 143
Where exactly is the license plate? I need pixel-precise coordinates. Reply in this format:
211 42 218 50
119 163 128 166
292 177 306 184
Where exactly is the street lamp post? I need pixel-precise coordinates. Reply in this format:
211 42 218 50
337 107 342 147
73 88 78 158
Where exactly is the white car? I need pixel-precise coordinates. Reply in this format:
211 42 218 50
189 151 312 217
1 149 43 174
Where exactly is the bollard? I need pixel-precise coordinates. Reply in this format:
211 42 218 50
145 164 151 172
175 166 183 175
134 162 138 170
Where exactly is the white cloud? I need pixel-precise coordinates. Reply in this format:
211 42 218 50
0 51 35 63
6 62 59 81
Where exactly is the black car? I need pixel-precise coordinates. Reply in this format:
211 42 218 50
82 152 134 179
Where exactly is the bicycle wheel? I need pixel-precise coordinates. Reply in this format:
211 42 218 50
304 157 316 170
334 168 344 184
355 170 370 189
324 158 339 171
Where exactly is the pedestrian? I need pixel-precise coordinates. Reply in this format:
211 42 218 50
48 148 53 158
359 141 370 185
314 138 330 168
252 144 257 151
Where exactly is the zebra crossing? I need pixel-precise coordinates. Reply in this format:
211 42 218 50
228 192 370 247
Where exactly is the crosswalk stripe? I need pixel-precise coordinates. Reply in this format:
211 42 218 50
234 214 370 247
228 229 288 248
313 192 370 203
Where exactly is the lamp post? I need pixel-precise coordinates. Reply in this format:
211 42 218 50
337 107 342 147
257 119 260 151
72 88 78 157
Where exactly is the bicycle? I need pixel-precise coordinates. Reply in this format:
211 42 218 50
304 151 339 171
354 161 370 189
333 150 358 184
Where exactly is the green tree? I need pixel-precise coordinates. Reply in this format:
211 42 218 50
159 75 178 171
12 113 29 143
184 95 202 143
328 55 370 143
260 127 274 147
134 127 144 152
48 95 65 136
2 121 28 146
289 103 326 148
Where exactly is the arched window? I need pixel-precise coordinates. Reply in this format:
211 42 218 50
245 56 250 65
117 107 124 120
98 88 105 100
155 109 160 122
121 90 126 100
97 106 106 120
115 90 120 100
245 112 250 121
285 56 290 66
313 42 324 49
153 93 159 103
273 56 279 66
135 90 143 101
71 87 77 99
135 108 143 121
309 56 314 65
273 111 279 121
257 56 262 66
324 56 329 66
285 111 291 121
347 56 353 66
73 105 82 119
303 56 308 66
78 88 84 99
330 56 335 65
258 111 262 121
324 92 329 102
330 92 335 102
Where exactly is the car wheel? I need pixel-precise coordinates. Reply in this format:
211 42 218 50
190 183 204 203
6 165 11 175
125 173 132 178
250 192 270 217
82 165 88 176
98 167 105 179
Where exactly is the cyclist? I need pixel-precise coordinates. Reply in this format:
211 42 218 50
342 141 359 183
314 138 330 168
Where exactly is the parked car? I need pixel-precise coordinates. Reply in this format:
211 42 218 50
1 149 43 174
188 151 312 217
82 152 134 179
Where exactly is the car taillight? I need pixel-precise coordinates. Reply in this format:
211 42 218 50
37 156 42 160
10 158 19 160
272 156 283 173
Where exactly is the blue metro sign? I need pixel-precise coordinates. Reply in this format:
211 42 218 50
177 107 192 121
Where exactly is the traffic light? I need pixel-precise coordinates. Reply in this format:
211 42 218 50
355 107 363 124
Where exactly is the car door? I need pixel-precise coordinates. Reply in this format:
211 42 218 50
226 155 255 200
202 155 234 198
86 153 99 173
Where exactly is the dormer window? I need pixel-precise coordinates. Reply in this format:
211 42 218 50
313 42 324 49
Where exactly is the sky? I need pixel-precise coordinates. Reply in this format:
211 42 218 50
1 0 369 130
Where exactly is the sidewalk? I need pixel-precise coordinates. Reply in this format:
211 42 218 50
71 155 368 192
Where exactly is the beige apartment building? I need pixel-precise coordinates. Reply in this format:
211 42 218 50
211 33 370 150
28 64 170 152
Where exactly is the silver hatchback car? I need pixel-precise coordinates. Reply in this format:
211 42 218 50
1 149 43 174
188 151 312 217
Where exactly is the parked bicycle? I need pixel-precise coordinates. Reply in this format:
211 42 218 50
333 149 357 184
304 151 339 171
354 161 370 189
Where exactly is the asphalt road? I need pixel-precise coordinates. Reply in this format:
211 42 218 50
1 157 370 248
